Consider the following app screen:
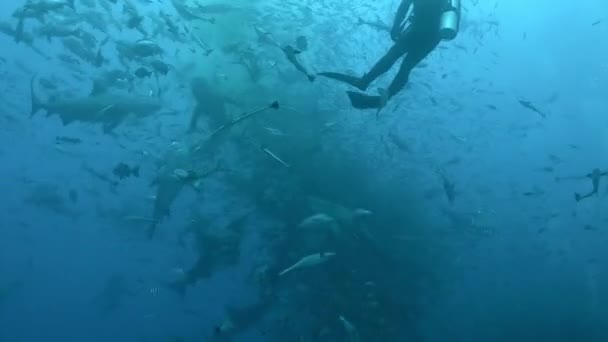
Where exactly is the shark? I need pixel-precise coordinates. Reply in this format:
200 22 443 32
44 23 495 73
147 143 196 238
168 213 249 296
29 77 163 132
188 77 229 132
147 148 223 238
170 0 215 23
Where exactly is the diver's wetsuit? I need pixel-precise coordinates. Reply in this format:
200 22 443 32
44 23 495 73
575 168 608 202
318 0 448 109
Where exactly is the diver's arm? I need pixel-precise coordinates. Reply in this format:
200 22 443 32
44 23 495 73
391 0 413 40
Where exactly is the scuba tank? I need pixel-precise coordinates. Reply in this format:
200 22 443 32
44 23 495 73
439 0 461 40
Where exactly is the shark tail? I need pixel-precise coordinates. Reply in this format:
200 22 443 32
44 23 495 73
575 193 581 202
29 76 45 117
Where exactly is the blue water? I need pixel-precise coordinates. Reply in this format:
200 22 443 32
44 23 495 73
1 0 607 341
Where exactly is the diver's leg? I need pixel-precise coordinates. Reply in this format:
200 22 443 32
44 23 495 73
359 39 410 88
316 71 366 89
318 38 409 91
387 37 439 98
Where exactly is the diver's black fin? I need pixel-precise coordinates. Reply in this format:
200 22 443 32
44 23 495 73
318 72 365 90
347 91 382 109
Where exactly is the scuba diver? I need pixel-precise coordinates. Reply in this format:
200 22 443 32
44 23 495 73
318 0 461 109
575 168 608 202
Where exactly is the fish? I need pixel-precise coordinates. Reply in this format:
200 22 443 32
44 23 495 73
261 146 290 168
147 145 209 237
92 274 137 315
125 5 146 34
148 174 186 237
307 197 370 229
356 17 391 32
17 0 75 20
583 224 598 231
171 0 215 23
38 77 60 90
62 37 99 65
112 162 140 179
91 69 135 95
36 23 81 41
116 39 163 62
30 76 162 132
193 3 242 14
168 213 249 294
79 0 96 8
518 99 546 118
522 188 544 197
0 280 24 306
149 60 170 75
134 67 153 78
591 19 602 26
132 39 163 56
169 167 221 192
188 77 228 131
439 172 456 204
81 164 119 188
352 208 373 217
68 189 78 203
0 20 33 45
122 215 158 223
55 136 82 144
281 45 315 82
339 315 360 342
297 213 335 228
253 25 279 47
387 131 410 153
81 11 109 32
279 252 336 276
548 154 561 164
77 30 98 50
57 53 81 66
263 126 287 136
295 35 308 51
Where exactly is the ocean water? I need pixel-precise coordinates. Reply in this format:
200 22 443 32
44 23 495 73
0 0 607 341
